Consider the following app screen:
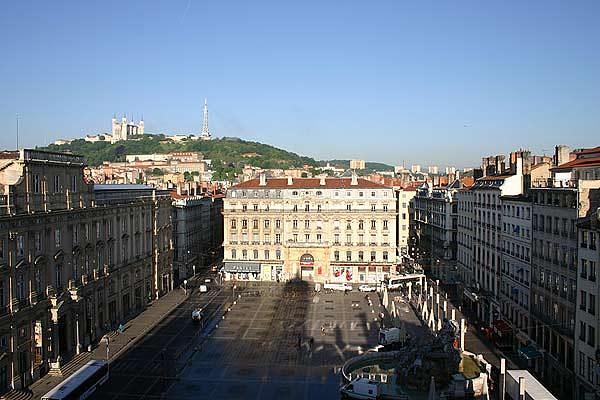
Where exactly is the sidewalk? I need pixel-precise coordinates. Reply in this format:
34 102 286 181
2 288 188 400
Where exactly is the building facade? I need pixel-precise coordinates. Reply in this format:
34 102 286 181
397 188 416 255
0 150 172 394
222 175 397 283
576 214 600 400
499 195 532 351
412 181 460 283
172 194 223 284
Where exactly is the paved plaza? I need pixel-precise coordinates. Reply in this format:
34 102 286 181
168 281 393 400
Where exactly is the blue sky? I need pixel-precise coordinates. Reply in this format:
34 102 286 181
1 0 598 167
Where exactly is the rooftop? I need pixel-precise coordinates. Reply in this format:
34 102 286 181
230 177 391 190
551 155 600 172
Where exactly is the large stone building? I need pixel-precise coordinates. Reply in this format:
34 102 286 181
528 145 600 399
111 115 144 143
172 194 224 284
222 175 397 283
397 186 417 255
412 180 461 283
499 195 532 352
0 150 172 393
576 213 599 399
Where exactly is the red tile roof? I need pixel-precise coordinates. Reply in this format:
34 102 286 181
231 177 391 190
552 156 600 171
574 146 600 155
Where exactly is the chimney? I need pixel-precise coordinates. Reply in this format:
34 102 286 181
351 172 358 186
287 176 293 186
259 173 267 186
319 176 326 186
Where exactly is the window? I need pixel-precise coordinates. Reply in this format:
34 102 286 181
358 251 364 261
293 204 298 212
346 204 351 211
253 250 258 259
264 250 270 259
317 204 322 212
371 204 376 211
264 220 270 229
276 250 281 260
580 290 587 311
293 234 298 242
305 234 310 242
383 220 388 230
371 251 376 262
16 235 24 257
305 204 310 212
293 220 298 229
232 249 238 259
383 251 388 261
275 234 281 244
231 219 237 229
242 204 247 212
275 219 281 229
71 175 77 192
253 219 259 229
383 204 388 212
346 234 351 244
316 234 322 242
34 232 41 252
590 261 597 282
589 294 596 316
242 219 248 229
54 229 61 247
53 175 60 193
334 251 340 261
304 220 310 229
334 234 340 244
371 220 376 229
358 220 364 230
33 174 40 193
588 325 595 347
253 204 258 211
346 251 352 262
242 250 247 259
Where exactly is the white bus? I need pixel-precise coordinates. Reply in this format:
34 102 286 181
42 359 109 400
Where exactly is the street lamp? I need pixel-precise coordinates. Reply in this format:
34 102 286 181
103 335 110 377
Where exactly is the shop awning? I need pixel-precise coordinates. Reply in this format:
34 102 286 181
493 319 512 336
223 262 261 273
518 344 542 360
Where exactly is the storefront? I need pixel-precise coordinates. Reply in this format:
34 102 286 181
223 262 261 281
300 254 316 281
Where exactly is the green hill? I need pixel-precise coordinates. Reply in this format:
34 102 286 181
40 135 317 181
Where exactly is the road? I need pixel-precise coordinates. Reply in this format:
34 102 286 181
89 277 230 400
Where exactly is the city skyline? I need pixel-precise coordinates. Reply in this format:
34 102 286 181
1 1 599 166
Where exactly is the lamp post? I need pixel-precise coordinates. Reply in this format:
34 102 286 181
103 335 110 378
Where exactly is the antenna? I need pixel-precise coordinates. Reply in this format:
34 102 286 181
16 113 19 150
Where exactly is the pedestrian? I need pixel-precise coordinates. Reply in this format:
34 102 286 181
321 325 325 336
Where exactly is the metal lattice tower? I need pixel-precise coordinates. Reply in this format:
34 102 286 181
201 98 211 138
